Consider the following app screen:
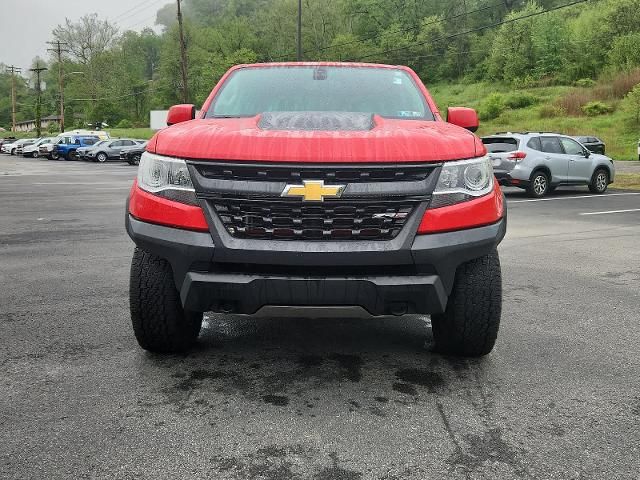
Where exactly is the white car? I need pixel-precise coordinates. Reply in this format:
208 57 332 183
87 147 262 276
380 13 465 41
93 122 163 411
23 137 54 158
2 139 33 155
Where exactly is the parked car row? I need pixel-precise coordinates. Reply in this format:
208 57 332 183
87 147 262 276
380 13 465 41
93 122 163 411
0 132 635 194
0 131 146 166
482 132 616 197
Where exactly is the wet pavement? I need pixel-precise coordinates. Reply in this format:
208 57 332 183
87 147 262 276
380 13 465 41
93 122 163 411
1 157 639 479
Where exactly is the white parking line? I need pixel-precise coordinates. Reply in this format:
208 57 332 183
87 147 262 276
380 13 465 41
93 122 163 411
579 208 640 216
509 192 640 203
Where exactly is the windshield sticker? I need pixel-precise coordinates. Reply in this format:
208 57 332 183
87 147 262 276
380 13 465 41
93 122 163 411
398 111 422 118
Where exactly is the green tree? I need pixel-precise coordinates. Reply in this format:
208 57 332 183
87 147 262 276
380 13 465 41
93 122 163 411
486 2 543 83
608 33 640 71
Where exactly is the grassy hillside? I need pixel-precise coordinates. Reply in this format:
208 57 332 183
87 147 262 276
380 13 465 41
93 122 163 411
430 81 640 161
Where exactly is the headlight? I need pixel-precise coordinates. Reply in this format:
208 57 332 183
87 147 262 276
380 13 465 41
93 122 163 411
431 156 494 209
137 152 198 205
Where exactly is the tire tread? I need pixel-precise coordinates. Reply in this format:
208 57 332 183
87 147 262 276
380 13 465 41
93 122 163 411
129 248 202 353
431 249 502 357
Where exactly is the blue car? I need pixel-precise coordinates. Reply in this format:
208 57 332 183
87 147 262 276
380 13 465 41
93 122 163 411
52 135 100 161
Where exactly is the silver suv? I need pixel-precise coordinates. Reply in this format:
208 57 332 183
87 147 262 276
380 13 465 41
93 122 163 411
482 132 615 197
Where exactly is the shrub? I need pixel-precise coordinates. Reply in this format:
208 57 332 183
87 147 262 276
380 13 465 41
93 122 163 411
47 122 60 134
575 78 596 88
582 101 613 116
504 92 538 109
623 84 640 125
556 89 594 116
611 69 640 98
479 93 505 120
539 104 566 118
116 119 132 129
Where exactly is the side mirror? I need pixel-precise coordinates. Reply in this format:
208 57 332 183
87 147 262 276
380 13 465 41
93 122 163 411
584 149 591 157
167 104 196 126
447 107 479 133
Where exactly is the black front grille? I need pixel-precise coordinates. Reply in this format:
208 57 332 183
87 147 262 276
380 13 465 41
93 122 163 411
195 162 432 183
210 197 417 241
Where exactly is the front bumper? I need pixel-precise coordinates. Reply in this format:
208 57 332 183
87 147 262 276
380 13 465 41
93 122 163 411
126 210 507 316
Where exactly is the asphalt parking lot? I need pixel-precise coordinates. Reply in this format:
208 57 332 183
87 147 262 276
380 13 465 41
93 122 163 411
1 156 639 480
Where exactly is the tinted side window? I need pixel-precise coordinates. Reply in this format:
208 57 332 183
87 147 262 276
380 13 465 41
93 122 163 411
540 137 563 154
560 138 584 155
527 137 542 151
111 141 122 147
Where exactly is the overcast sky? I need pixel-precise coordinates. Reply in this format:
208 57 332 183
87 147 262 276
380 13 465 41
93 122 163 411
2 0 166 71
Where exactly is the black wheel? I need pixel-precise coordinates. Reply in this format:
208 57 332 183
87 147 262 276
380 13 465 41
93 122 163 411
431 249 502 357
50 151 59 160
132 153 141 165
129 248 203 353
527 171 549 198
96 152 108 163
10 148 16 155
31 151 39 158
65 150 78 161
589 168 609 194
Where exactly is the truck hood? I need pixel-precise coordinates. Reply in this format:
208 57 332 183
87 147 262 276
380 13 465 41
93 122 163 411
151 114 484 163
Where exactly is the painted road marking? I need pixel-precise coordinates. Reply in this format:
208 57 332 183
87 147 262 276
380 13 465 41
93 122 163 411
579 208 640 216
509 192 640 203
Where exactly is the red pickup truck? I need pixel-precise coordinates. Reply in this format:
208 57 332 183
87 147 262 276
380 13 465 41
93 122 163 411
126 62 506 357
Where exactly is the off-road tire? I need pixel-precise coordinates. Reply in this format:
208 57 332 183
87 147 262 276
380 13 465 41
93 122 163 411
588 168 609 194
130 248 203 353
527 171 549 198
431 249 502 357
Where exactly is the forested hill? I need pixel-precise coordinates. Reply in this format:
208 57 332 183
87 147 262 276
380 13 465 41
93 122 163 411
2 0 640 130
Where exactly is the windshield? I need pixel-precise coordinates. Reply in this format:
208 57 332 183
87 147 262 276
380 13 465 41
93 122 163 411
207 66 433 120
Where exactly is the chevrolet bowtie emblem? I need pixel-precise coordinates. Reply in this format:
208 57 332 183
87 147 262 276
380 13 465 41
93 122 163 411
281 180 346 202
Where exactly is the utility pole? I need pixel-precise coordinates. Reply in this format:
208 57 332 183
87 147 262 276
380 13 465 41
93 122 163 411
7 65 22 133
47 40 68 133
297 0 302 61
176 0 189 103
30 63 48 137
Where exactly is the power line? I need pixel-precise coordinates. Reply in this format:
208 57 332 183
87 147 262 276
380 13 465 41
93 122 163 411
68 85 155 102
112 0 163 22
121 14 159 31
117 0 167 30
349 0 590 61
274 0 508 61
